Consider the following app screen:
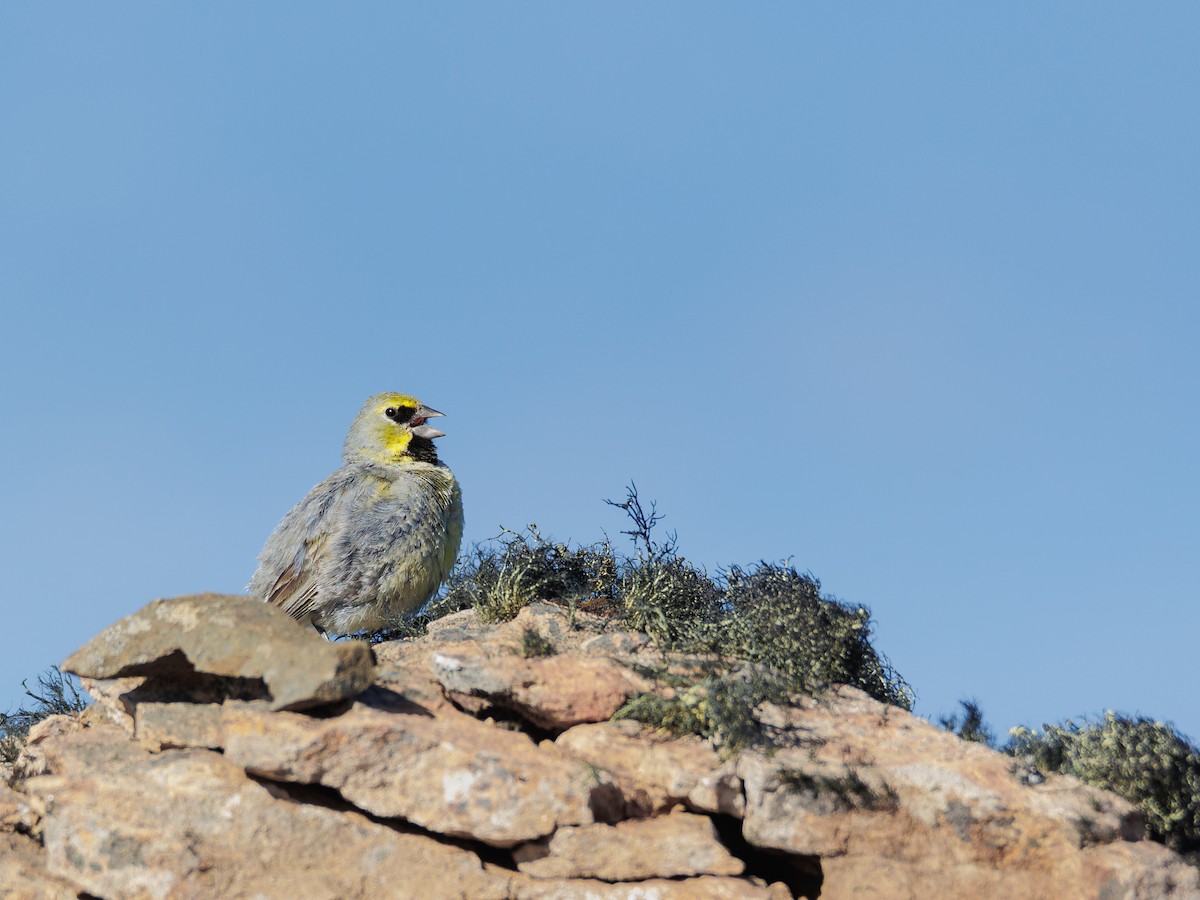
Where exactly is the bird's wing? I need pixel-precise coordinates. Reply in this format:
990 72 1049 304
255 469 358 623
264 531 329 621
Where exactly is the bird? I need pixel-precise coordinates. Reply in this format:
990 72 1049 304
248 392 464 635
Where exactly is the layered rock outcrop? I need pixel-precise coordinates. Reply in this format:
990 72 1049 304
2 594 1197 899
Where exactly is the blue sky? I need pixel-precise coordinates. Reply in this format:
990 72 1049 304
3 4 1197 743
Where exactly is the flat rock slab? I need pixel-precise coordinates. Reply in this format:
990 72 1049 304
430 648 647 729
62 593 374 711
732 686 1200 899
818 841 1200 900
219 690 607 846
513 810 745 880
0 783 34 832
135 699 251 750
505 870 786 899
557 720 744 816
23 724 509 900
0 833 79 900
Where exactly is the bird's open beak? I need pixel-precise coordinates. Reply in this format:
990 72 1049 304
410 405 446 439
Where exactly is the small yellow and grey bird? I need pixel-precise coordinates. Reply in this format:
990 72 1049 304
248 392 464 635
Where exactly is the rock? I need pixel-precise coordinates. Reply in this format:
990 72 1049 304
425 603 626 658
817 842 1200 900
504 870 786 898
4 599 1194 899
135 700 258 750
0 833 79 899
218 688 607 846
557 719 744 816
11 713 85 781
86 678 271 754
425 608 506 643
369 641 466 714
400 604 650 731
817 854 1046 900
1078 841 1200 900
430 649 646 729
738 753 917 859
578 630 652 655
0 784 34 832
23 724 509 900
736 686 1199 898
513 810 745 880
508 603 596 650
62 593 375 711
77 676 139 735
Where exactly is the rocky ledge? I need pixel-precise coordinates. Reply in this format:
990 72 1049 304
1 594 1197 899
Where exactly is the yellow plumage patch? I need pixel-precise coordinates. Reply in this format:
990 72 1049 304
381 427 414 459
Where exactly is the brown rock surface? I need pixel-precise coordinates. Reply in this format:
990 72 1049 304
381 603 651 731
557 719 745 816
733 687 1196 900
2 597 1195 899
62 593 375 711
0 783 34 833
217 689 604 846
133 698 237 750
23 723 507 900
0 832 79 899
513 810 745 880
738 686 1149 880
430 650 645 729
10 713 85 781
504 871 786 898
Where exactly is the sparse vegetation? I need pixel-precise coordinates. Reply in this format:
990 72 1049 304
371 526 620 643
614 667 782 756
718 563 911 710
777 767 901 813
370 483 913 753
452 526 620 624
1 667 86 763
939 699 996 747
365 526 619 642
934 698 1200 859
1007 713 1200 857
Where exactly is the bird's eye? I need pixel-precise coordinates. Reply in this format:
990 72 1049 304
384 406 415 422
385 407 396 418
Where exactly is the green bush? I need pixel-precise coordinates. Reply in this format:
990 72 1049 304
1008 713 1200 855
619 554 723 647
614 667 784 756
438 526 619 625
616 556 912 708
718 563 911 710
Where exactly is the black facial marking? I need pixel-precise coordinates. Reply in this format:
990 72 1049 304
384 405 416 423
407 436 440 464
